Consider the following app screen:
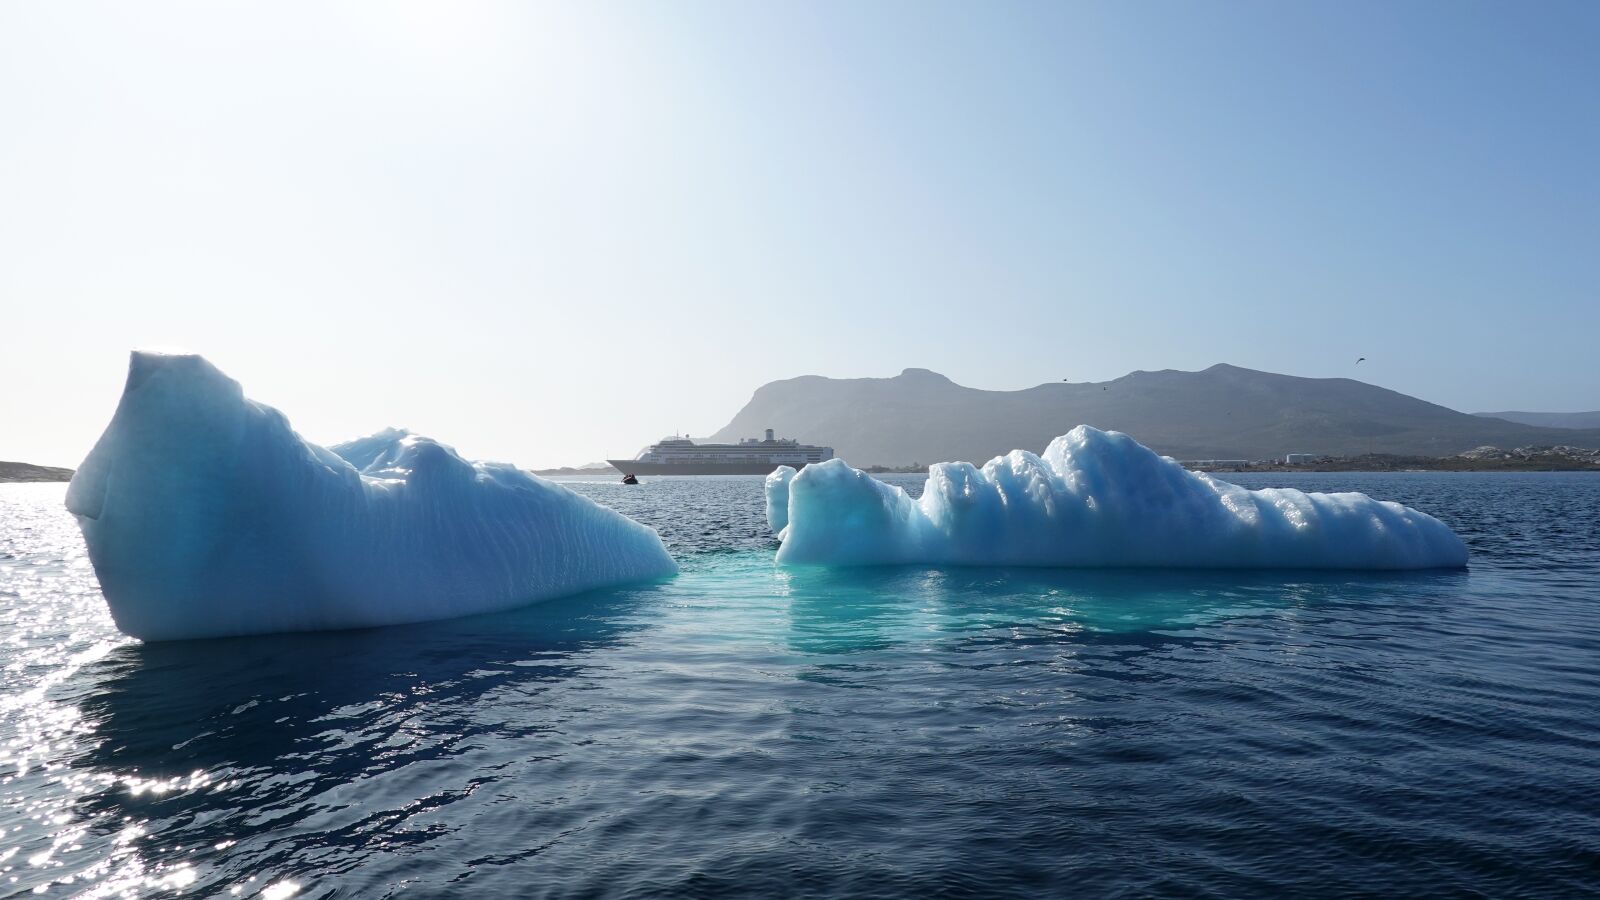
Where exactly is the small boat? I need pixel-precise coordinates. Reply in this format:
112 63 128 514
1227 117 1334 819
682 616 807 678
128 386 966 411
621 473 639 485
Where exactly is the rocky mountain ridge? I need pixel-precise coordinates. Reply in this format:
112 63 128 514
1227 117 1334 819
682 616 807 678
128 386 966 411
709 365 1600 466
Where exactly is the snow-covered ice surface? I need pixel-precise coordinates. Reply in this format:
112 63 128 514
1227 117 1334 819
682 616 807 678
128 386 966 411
772 426 1468 570
66 352 677 641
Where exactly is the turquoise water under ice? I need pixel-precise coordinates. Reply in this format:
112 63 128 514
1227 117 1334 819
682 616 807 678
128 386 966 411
1 473 1598 897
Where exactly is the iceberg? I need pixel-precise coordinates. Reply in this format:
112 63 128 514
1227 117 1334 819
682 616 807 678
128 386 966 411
770 426 1467 570
765 465 797 535
67 352 677 641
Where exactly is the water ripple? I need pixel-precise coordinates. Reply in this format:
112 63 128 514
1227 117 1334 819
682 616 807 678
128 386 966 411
0 474 1597 896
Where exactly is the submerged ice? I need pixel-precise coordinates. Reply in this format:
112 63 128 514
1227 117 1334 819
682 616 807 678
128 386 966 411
770 426 1467 570
67 352 677 641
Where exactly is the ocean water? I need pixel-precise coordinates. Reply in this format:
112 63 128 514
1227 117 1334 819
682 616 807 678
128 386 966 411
2 472 1598 897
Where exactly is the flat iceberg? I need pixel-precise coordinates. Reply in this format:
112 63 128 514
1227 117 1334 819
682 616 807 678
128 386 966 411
770 426 1467 570
67 352 677 641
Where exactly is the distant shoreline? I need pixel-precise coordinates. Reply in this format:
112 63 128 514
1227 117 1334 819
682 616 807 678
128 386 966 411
855 454 1600 475
1192 455 1600 474
0 462 75 483
532 466 620 477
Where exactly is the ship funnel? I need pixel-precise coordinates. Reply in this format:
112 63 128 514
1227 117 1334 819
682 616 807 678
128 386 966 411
765 428 774 442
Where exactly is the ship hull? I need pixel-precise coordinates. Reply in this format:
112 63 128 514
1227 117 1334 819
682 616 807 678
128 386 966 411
605 460 815 476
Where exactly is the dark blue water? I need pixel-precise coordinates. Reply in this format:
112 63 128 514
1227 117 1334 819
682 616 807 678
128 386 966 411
2 473 1598 897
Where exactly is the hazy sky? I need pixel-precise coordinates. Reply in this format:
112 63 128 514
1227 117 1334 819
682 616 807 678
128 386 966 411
3 1 1596 468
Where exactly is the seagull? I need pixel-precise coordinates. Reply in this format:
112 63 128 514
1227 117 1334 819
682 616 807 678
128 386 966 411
1356 357 1366 364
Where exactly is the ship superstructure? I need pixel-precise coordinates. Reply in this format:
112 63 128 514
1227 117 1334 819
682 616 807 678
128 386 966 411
608 429 834 475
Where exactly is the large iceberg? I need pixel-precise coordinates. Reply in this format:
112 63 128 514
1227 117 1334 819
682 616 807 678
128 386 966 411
67 352 677 641
770 426 1467 570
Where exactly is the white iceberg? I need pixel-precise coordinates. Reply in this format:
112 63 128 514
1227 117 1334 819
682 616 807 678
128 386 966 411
765 465 797 535
67 352 677 641
770 426 1468 570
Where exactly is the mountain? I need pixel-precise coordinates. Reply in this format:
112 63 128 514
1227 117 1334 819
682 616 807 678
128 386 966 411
710 365 1600 465
1473 411 1600 430
0 461 74 483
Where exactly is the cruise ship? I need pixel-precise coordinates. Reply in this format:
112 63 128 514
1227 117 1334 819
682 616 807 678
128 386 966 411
608 430 834 475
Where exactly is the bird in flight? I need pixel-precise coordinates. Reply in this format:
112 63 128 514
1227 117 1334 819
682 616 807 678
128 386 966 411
1356 357 1366 364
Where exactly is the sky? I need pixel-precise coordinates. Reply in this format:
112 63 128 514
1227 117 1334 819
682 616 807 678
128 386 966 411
2 1 1596 468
